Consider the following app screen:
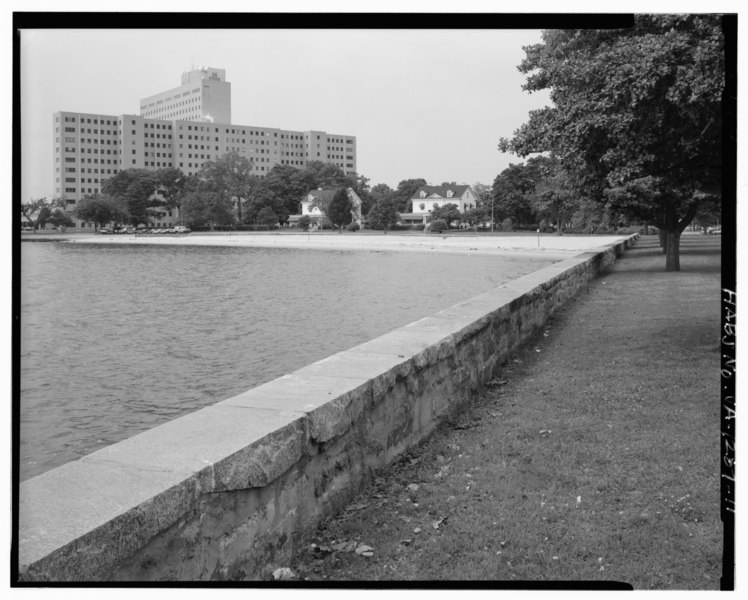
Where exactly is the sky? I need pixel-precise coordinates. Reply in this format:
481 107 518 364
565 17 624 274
19 26 552 200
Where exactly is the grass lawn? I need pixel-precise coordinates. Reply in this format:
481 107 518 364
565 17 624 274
289 236 722 588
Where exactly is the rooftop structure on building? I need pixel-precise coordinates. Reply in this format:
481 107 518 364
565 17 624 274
52 68 357 229
140 67 231 124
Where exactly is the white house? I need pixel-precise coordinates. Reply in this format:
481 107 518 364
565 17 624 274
296 187 363 226
409 184 479 215
394 184 480 225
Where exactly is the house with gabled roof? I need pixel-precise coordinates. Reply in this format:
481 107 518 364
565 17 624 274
397 184 479 224
291 187 363 227
410 184 478 215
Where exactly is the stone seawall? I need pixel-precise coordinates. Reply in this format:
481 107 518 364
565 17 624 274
16 235 637 582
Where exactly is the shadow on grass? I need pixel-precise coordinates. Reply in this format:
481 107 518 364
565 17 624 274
615 237 721 274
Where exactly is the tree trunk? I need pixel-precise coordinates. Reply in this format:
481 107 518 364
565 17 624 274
659 229 667 252
664 229 681 271
660 200 697 272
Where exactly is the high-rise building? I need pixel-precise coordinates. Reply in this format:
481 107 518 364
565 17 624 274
139 67 231 124
52 68 357 228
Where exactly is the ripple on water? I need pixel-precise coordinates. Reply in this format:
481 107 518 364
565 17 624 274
20 242 556 480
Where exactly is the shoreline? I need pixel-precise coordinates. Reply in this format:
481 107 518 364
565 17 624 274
62 232 631 259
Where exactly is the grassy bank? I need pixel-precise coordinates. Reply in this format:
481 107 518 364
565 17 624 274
288 236 722 588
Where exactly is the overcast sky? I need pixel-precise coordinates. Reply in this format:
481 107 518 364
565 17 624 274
20 27 551 199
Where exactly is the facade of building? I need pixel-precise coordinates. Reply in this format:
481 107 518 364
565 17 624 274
397 184 480 225
294 187 363 227
140 67 232 124
52 68 357 228
409 184 479 215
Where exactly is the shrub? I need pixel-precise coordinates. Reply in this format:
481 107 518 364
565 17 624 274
501 217 514 232
429 219 448 233
346 222 360 232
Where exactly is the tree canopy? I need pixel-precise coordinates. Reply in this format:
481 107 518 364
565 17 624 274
428 203 461 228
20 196 66 230
181 188 235 229
256 206 280 228
367 197 400 232
101 169 159 226
326 188 353 232
492 161 542 226
74 194 130 229
499 15 725 269
198 151 255 222
393 178 427 212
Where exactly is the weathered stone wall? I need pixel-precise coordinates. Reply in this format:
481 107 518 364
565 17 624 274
17 236 637 582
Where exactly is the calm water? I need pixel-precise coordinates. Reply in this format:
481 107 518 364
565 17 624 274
20 242 555 480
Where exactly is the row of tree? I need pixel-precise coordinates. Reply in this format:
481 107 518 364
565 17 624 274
20 196 74 231
27 148 710 238
32 150 438 232
24 16 726 267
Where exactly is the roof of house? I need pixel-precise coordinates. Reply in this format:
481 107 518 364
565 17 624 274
301 187 362 203
302 189 340 203
410 185 472 200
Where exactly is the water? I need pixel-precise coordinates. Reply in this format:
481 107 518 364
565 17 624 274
19 242 555 481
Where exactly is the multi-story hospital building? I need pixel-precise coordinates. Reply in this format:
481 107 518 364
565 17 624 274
52 67 357 228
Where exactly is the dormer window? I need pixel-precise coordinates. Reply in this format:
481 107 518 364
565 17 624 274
420 191 426 199
446 189 453 198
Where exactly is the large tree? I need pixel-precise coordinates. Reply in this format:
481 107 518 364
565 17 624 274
46 209 75 231
74 194 130 230
152 168 193 224
491 162 541 227
20 196 65 230
499 15 725 270
428 203 461 229
181 187 236 230
371 183 395 204
199 151 255 223
101 169 159 226
392 178 427 212
253 164 312 219
245 162 371 224
367 198 400 233
530 155 582 234
326 188 353 232
256 206 280 228
301 161 351 192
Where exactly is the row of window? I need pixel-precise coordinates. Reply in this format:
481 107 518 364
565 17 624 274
143 106 201 118
62 115 354 147
58 158 115 170
60 148 111 156
62 167 111 174
61 139 118 145
59 116 115 125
